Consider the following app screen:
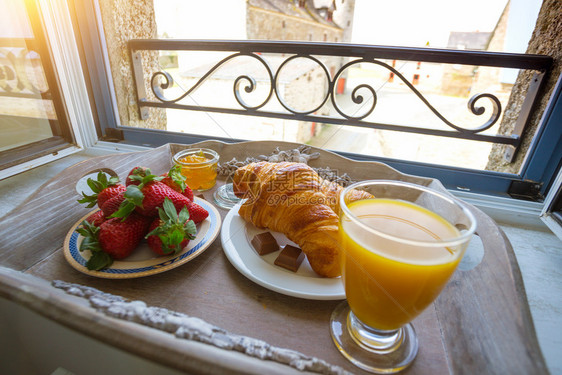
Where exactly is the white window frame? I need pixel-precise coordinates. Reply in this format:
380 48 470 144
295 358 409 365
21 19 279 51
0 0 98 180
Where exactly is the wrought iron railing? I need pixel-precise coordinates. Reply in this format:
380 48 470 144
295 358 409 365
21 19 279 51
128 39 552 162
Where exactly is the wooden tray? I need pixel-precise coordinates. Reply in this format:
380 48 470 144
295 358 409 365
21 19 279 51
0 141 547 374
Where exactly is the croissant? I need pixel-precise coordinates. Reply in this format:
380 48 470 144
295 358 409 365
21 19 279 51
233 162 372 278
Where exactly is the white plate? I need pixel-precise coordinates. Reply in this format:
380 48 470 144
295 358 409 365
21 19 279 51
221 202 345 300
64 198 221 279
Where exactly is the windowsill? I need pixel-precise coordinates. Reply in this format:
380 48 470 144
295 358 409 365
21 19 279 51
0 142 560 375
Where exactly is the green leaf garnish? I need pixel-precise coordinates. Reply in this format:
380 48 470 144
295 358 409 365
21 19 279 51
77 220 113 270
183 220 196 238
162 198 178 220
77 172 120 207
110 185 144 220
168 165 187 191
86 251 113 270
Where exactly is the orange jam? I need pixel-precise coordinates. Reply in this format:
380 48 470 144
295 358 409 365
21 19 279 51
173 149 219 191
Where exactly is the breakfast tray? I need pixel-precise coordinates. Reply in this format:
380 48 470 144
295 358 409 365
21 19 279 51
0 141 547 374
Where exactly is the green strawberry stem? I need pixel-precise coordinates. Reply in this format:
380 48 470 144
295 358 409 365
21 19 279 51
77 172 120 208
76 220 113 270
127 167 164 186
111 170 164 220
146 198 196 255
167 164 187 191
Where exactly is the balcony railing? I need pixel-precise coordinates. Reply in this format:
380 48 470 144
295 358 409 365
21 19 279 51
128 39 553 162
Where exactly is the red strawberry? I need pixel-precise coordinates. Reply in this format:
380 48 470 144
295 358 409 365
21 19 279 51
101 192 125 217
126 166 150 186
183 184 194 201
98 214 151 260
147 218 187 256
78 172 125 209
160 175 180 192
86 210 106 227
145 199 196 256
112 169 169 219
160 165 194 201
112 181 190 220
185 201 209 224
96 184 126 209
136 182 191 217
78 214 151 270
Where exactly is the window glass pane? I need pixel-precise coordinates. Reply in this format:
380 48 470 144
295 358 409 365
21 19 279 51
0 0 60 153
98 0 551 178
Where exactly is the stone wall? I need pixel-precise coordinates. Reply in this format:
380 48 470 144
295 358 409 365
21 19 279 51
332 0 355 43
246 6 343 42
486 0 562 173
471 3 510 95
97 0 166 130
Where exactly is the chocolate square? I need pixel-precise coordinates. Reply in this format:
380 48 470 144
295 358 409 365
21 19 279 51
251 232 279 256
274 245 305 272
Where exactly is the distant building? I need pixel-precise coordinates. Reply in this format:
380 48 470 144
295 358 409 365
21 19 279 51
246 0 355 99
247 0 346 42
441 31 493 97
447 32 492 51
162 0 356 143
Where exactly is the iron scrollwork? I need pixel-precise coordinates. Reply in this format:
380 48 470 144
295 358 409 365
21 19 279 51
147 50 503 139
330 58 502 132
151 52 274 112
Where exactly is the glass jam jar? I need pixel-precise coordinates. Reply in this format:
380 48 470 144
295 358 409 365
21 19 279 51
173 148 219 191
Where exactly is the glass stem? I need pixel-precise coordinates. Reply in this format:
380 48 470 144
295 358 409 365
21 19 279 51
348 312 404 354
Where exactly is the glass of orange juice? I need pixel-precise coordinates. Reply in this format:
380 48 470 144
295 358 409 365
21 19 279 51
173 148 219 191
331 180 476 374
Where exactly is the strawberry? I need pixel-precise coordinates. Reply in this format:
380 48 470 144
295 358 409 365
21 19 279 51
98 214 151 260
126 166 150 186
135 182 191 217
85 210 106 227
183 184 194 201
78 172 125 209
101 192 125 217
160 165 194 201
185 201 209 224
112 169 169 219
146 198 196 256
96 184 126 209
112 180 190 219
77 214 150 270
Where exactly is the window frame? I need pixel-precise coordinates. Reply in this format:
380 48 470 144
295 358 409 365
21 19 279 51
71 0 562 202
0 0 98 179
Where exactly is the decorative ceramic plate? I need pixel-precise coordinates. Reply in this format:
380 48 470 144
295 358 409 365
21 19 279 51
64 198 221 279
221 202 345 300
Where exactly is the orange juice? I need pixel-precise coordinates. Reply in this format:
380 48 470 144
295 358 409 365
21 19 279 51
173 149 219 191
340 198 462 331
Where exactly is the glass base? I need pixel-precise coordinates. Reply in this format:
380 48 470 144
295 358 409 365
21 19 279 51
330 301 418 374
213 183 241 209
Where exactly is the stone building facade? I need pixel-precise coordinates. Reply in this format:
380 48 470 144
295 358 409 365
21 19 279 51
440 31 493 97
247 0 344 42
